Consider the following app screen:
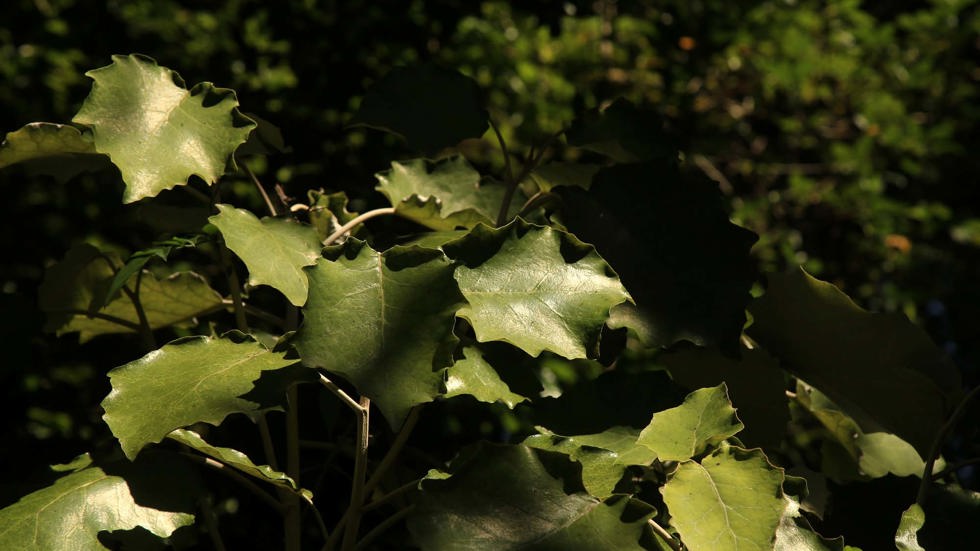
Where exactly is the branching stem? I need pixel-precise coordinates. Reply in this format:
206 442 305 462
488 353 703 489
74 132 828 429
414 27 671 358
917 384 980 506
323 207 396 246
341 396 372 551
647 519 683 551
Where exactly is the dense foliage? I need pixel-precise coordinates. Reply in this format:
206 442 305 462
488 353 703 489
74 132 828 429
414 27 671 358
2 2 979 550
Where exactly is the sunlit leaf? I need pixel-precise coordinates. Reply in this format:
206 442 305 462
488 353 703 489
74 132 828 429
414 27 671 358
445 220 631 359
210 204 322 305
102 332 297 459
293 241 464 426
895 504 925 551
636 384 743 462
0 463 193 550
72 54 255 203
748 267 960 456
351 63 488 155
775 496 847 551
663 344 789 448
167 429 312 502
408 443 651 550
524 429 631 498
662 444 785 551
0 122 111 182
443 346 526 408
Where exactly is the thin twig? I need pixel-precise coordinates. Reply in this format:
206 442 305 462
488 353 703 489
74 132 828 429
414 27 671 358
516 191 558 218
931 456 980 481
323 207 396 246
353 506 415 551
489 118 515 185
319 373 366 413
256 416 280 472
918 384 980 506
125 270 156 350
218 239 249 333
362 479 419 512
341 396 372 551
200 495 228 551
47 309 142 331
692 154 733 195
243 303 287 328
284 383 303 551
363 406 421 496
648 519 683 551
243 161 280 217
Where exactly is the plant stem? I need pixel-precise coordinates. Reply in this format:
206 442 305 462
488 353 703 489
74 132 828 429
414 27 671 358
363 406 421 496
362 479 419 512
319 373 364 412
125 270 156 350
931 456 980 481
341 396 371 551
323 207 396 246
218 239 249 333
256 415 280 472
647 519 683 551
243 161 280 217
283 383 302 551
242 303 286 328
47 309 142 331
353 506 414 551
494 126 563 226
200 495 228 551
917 384 980 506
178 452 284 513
516 191 558 218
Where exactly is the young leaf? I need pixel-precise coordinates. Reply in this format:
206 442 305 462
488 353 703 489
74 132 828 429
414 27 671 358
662 444 785 551
351 63 488 155
443 346 527 408
167 429 312 502
375 156 514 230
72 54 255 203
558 163 758 356
293 241 464 426
748 267 961 456
407 443 651 550
663 344 789 449
635 384 743 462
444 220 631 359
895 504 926 551
209 204 322 306
0 464 194 550
60 272 225 342
0 122 110 182
102 332 297 459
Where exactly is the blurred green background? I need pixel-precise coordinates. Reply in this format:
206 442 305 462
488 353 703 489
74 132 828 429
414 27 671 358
2 0 979 545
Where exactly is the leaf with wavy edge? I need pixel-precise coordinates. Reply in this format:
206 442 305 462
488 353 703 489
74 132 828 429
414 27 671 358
443 346 526 408
636 384 743 462
102 332 297 459
444 220 631 359
210 204 321 305
662 443 785 551
0 122 111 182
293 240 464 426
72 54 255 203
167 429 312 502
0 464 193 550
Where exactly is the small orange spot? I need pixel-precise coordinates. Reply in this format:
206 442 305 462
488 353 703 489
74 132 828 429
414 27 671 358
885 234 911 253
867 123 881 137
678 36 696 51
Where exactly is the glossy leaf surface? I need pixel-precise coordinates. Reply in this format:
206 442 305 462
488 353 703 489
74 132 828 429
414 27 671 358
72 54 254 203
443 346 526 408
294 241 464 426
210 204 321 305
102 333 296 459
636 384 743 462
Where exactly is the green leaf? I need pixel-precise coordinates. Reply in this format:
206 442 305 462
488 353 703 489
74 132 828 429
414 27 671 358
72 54 255 203
558 163 757 355
103 235 204 307
775 496 847 551
307 190 360 242
375 156 514 230
293 241 464 426
795 382 930 479
102 332 297 459
662 444 785 551
61 272 225 342
663 344 789 448
443 346 527 408
38 243 114 333
636 384 743 462
530 162 601 191
167 429 312 502
747 267 960 456
209 204 322 305
566 98 676 163
0 464 193 550
0 122 111 182
445 220 631 359
895 504 926 551
524 429 631 498
407 443 651 550
351 63 488 155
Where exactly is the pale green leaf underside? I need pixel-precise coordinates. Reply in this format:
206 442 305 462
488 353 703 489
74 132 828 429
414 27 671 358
293 242 464 426
210 204 322 305
63 272 225 341
663 444 785 551
72 54 255 203
443 346 526 408
0 122 110 182
450 221 631 359
167 429 312 502
102 333 296 459
895 504 926 551
0 466 193 551
376 156 511 230
636 384 743 462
